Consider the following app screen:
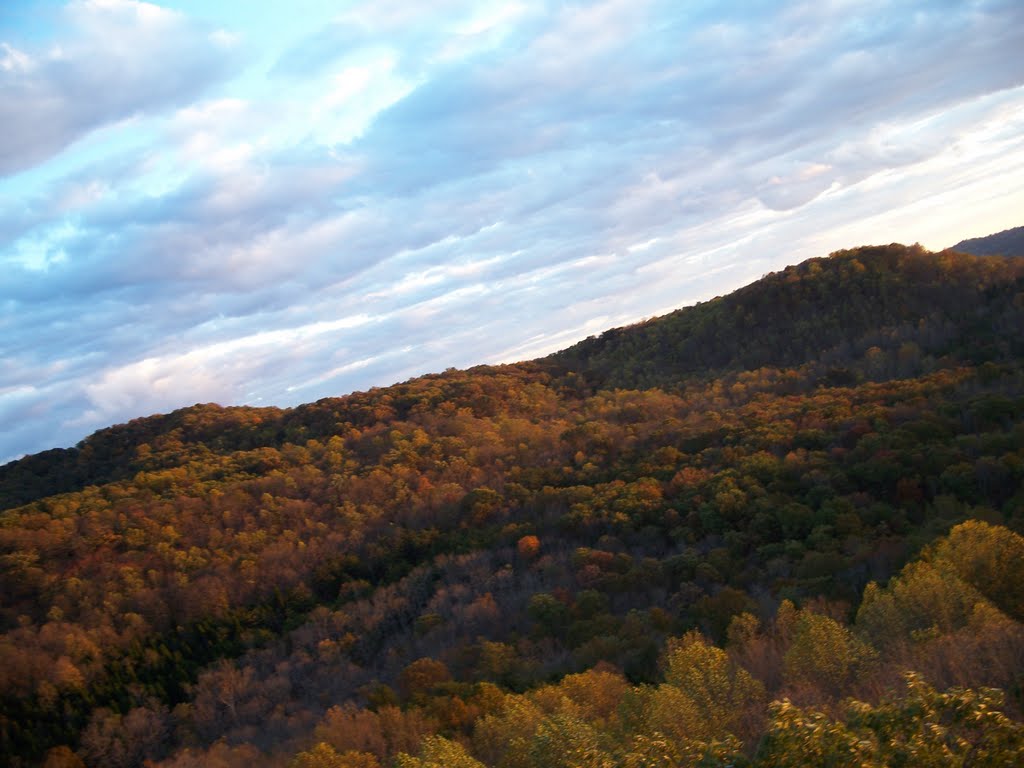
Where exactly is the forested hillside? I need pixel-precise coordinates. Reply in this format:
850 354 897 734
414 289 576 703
953 225 1024 258
553 244 1024 389
3 243 1024 767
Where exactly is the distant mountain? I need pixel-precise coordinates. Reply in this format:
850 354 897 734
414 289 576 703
952 224 1024 257
3 241 1024 767
548 242 1024 390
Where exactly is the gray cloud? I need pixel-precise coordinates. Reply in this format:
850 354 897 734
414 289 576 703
3 0 1024 463
0 0 238 177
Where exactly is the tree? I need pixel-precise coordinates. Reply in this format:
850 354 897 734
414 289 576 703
784 611 876 698
555 668 629 724
661 631 765 741
395 736 486 768
399 658 452 701
472 695 545 768
517 535 541 560
856 562 983 650
759 673 1024 767
289 743 380 768
932 521 1024 621
527 713 615 768
78 704 169 768
527 593 569 638
42 747 85 768
757 699 875 768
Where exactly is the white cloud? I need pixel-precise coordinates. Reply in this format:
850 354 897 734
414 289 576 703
0 0 238 176
0 42 32 72
2 0 1024 464
310 54 419 145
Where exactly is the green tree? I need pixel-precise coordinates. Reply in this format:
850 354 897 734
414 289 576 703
932 521 1024 621
662 631 765 740
399 658 452 701
784 611 876 697
527 713 615 768
757 699 877 768
395 736 486 768
759 673 1024 767
289 743 380 768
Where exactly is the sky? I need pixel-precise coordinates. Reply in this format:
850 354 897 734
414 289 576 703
2 0 1024 464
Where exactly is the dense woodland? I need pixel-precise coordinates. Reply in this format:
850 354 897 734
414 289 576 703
2 243 1024 767
953 225 1024 259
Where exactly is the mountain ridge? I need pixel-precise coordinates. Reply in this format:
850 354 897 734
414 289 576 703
3 242 1023 512
952 224 1024 257
550 242 1024 389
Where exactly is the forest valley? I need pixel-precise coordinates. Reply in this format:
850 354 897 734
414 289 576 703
2 242 1024 766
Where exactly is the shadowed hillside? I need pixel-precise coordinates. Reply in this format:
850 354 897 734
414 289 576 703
953 224 1024 257
550 243 1024 389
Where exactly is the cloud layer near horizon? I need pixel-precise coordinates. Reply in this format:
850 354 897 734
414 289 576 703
2 0 1024 462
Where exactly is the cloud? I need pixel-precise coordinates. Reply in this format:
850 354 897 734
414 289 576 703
0 0 238 177
354 0 1024 200
2 0 1024 464
271 0 530 79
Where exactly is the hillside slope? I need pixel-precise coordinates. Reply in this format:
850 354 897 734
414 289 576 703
5 243 1023 512
952 224 1024 257
549 243 1024 389
2 243 1024 767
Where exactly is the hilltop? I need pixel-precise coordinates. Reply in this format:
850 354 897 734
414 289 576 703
952 224 1024 257
2 242 1024 767
551 242 1024 389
